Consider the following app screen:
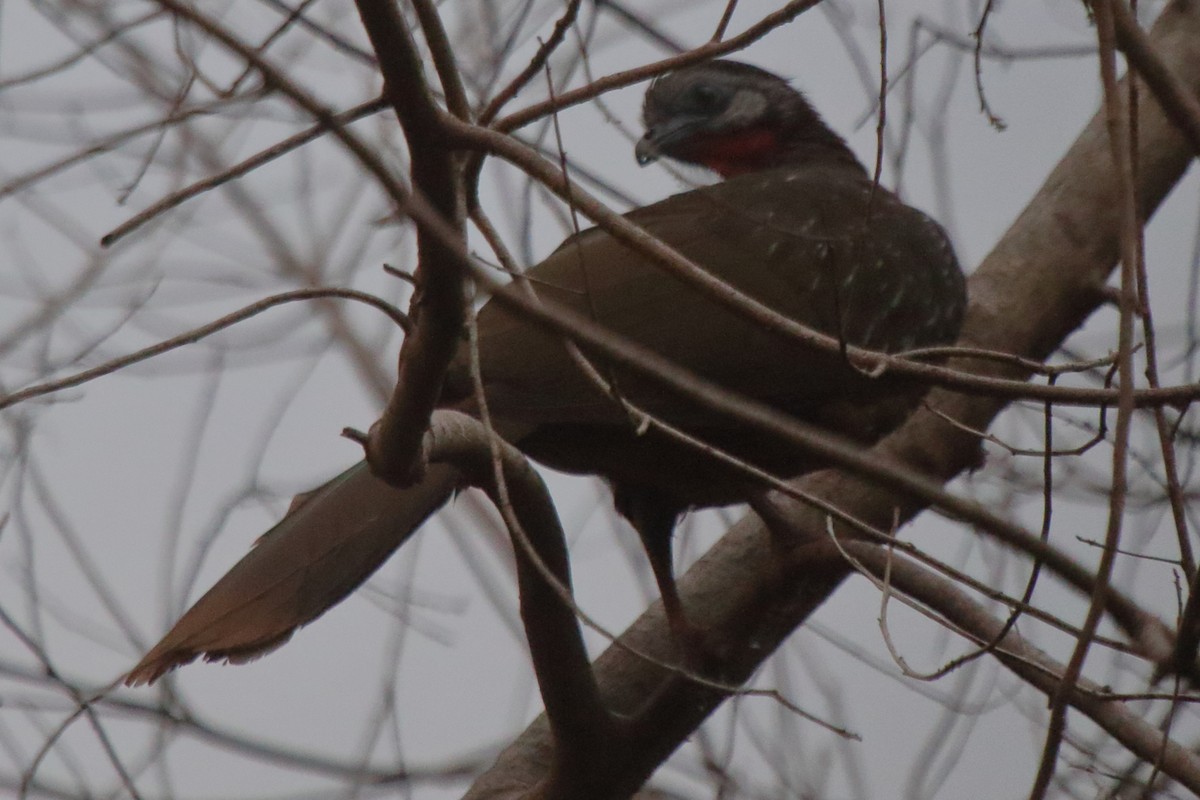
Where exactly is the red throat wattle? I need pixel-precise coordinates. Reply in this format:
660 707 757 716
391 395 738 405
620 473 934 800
684 127 782 178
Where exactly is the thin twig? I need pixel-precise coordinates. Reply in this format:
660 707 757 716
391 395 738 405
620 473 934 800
493 0 823 134
0 288 409 412
478 0 583 125
712 0 739 41
971 0 1007 130
1032 4 1142 796
102 98 389 247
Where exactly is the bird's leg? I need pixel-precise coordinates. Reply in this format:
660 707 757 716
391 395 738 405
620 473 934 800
637 513 692 648
617 490 709 664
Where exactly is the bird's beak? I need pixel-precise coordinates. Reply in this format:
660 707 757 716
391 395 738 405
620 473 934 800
634 134 660 166
635 116 702 166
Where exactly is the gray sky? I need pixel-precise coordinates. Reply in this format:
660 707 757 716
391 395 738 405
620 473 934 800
2 1 1198 797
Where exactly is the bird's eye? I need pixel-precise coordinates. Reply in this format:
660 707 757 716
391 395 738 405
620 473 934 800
687 83 724 113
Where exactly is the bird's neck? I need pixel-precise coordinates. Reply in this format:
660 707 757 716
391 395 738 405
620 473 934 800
773 138 866 175
692 125 866 179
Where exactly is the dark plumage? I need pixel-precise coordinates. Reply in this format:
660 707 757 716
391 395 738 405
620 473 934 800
127 60 966 683
443 60 965 645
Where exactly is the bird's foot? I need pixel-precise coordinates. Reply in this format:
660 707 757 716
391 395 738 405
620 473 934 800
665 612 724 680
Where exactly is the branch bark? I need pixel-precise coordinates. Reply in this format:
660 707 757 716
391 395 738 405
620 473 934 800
420 412 614 769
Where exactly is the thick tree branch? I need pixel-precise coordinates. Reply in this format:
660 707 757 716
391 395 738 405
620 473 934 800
420 412 613 767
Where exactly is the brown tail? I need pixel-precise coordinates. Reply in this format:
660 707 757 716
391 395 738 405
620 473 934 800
126 461 461 685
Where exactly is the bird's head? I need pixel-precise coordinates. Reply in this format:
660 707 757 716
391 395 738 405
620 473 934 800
635 60 861 179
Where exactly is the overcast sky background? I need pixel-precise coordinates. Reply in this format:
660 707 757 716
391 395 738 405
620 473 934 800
2 0 1198 797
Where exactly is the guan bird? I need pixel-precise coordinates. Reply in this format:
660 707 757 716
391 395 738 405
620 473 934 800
126 60 966 685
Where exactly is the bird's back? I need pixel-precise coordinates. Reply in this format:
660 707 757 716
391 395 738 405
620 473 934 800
444 163 965 506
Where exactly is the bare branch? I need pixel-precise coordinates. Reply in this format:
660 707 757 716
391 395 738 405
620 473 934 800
352 0 468 485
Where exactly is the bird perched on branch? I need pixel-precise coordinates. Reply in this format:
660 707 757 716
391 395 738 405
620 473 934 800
126 60 966 685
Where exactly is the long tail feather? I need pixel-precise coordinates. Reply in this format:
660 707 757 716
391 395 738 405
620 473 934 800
126 461 461 685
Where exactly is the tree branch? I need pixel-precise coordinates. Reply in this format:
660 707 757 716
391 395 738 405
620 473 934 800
352 0 467 485
420 412 614 770
834 541 1200 795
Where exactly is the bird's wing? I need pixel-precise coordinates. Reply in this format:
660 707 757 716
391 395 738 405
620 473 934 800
463 166 962 430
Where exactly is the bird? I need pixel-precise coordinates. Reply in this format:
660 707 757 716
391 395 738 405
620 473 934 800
125 60 966 685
